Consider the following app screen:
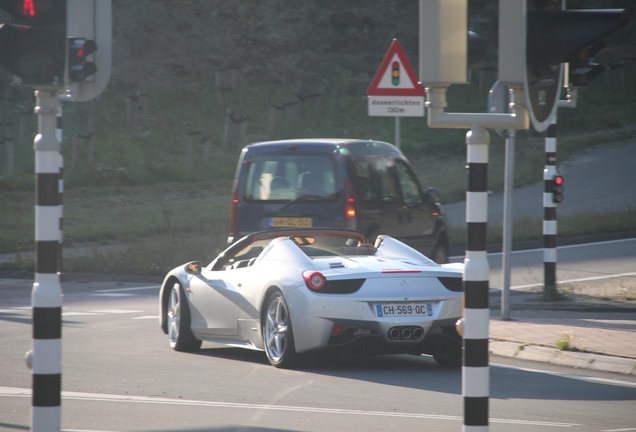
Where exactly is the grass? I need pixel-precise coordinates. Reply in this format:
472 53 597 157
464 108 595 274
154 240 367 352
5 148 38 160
1 67 635 276
555 331 585 352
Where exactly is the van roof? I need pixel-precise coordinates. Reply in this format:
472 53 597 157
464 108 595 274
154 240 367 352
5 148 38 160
243 139 404 158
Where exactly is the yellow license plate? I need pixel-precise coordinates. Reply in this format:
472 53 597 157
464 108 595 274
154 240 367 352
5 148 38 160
272 217 313 227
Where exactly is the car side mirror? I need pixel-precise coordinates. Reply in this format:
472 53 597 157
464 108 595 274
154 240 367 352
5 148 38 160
184 261 202 274
426 187 441 203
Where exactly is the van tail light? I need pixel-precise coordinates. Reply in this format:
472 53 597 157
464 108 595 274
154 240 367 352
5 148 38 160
229 180 239 236
344 178 356 221
303 271 326 291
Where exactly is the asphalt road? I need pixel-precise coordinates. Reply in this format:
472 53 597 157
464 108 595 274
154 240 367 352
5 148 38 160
450 237 636 290
1 243 636 432
444 138 636 228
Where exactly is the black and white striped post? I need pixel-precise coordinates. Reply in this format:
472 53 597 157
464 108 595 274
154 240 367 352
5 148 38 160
543 115 558 298
463 124 490 431
30 88 63 431
57 105 64 271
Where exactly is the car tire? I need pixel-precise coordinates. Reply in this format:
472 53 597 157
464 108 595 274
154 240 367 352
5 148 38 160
263 291 297 368
433 346 462 367
431 241 449 264
167 282 202 352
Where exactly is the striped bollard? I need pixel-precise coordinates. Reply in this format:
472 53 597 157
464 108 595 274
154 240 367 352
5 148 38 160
543 116 558 298
464 125 490 431
31 88 63 432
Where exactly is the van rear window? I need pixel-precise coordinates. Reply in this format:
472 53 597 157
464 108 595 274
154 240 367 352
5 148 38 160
244 154 337 201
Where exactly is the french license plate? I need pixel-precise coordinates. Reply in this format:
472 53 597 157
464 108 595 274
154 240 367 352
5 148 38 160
272 217 313 227
375 303 432 317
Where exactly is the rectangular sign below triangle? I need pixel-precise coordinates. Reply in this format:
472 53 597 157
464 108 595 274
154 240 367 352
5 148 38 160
368 96 425 117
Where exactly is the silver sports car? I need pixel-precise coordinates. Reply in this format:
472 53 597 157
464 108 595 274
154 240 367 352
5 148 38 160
159 228 464 368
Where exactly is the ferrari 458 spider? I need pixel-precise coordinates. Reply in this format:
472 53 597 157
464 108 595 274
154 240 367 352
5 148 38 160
159 228 464 368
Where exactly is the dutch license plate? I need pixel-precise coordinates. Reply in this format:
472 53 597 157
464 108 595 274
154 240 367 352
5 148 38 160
272 217 313 228
375 303 432 317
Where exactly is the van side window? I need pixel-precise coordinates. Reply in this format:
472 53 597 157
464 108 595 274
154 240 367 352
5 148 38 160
375 157 401 203
353 160 377 203
395 161 423 205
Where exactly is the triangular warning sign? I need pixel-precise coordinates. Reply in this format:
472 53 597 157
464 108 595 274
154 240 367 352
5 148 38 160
367 39 425 97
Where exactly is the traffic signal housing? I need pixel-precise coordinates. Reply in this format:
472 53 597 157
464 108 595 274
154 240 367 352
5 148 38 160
498 1 630 131
419 0 487 86
551 175 564 204
67 37 97 82
0 0 67 86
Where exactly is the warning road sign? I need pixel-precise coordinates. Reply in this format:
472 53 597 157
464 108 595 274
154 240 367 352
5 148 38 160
367 39 424 117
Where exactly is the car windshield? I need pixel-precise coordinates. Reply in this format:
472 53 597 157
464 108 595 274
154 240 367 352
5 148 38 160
243 154 337 202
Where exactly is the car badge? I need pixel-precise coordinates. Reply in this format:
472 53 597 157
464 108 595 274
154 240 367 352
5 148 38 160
401 279 407 289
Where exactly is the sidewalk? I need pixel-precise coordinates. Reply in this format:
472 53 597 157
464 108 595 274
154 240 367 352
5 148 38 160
487 275 636 375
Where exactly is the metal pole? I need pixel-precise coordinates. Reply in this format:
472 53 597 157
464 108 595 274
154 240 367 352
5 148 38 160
30 88 62 432
501 130 515 320
543 115 558 298
463 125 490 431
395 116 401 149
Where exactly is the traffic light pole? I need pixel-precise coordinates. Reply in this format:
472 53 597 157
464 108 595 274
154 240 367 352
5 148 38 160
30 88 63 432
425 85 529 432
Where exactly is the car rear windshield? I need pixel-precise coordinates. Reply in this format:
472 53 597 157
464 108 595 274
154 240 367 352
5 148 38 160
243 154 337 202
291 235 376 258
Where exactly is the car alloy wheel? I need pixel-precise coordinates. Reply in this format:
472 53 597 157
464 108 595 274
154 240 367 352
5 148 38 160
166 282 201 352
263 291 297 368
167 285 181 348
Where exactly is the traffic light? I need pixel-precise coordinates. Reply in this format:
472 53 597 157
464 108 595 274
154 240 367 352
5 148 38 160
64 0 112 102
524 3 630 131
67 37 96 82
0 0 67 86
551 175 564 204
419 0 487 85
499 1 630 130
561 10 630 88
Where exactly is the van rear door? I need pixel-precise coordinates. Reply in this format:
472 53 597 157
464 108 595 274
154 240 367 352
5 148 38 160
236 152 342 235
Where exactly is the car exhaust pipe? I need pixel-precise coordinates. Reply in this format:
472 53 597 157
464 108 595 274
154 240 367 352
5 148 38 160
388 326 424 340
389 328 401 340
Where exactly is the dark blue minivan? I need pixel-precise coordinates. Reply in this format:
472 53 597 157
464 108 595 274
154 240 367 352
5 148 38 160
228 139 449 263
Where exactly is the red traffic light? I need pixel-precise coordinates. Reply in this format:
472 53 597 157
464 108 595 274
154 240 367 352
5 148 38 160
554 175 563 186
67 37 98 82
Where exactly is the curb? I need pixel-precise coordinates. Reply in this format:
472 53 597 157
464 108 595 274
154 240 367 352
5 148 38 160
490 340 636 375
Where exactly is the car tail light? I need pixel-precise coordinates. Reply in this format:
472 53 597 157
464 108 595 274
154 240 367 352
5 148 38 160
331 325 346 335
344 178 356 220
229 180 239 236
303 270 326 291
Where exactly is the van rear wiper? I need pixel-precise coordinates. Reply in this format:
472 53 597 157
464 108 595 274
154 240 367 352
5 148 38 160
279 194 323 211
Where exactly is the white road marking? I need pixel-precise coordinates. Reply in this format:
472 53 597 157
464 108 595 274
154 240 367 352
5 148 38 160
507 271 636 291
94 285 160 293
491 363 636 388
131 315 158 320
89 293 137 297
89 310 144 314
602 429 636 432
62 312 103 316
0 386 579 427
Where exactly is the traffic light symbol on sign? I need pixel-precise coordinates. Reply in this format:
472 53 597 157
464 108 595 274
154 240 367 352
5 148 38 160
391 61 400 86
552 175 564 204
